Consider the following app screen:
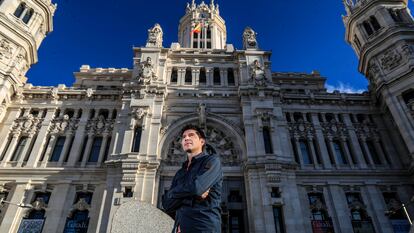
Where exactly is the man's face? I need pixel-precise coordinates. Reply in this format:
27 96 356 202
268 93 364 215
181 129 205 154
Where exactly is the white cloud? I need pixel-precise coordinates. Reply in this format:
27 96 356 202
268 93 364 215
325 82 366 94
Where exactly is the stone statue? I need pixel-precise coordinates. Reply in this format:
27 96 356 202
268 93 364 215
243 27 258 49
249 59 267 86
146 24 163 48
138 57 157 84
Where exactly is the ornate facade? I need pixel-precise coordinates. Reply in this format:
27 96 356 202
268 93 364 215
0 0 413 233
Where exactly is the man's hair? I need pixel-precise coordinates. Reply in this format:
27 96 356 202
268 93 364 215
180 124 206 140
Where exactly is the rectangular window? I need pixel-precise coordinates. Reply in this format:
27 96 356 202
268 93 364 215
272 206 286 233
170 68 178 83
11 137 28 161
366 140 381 164
199 68 207 84
213 68 221 85
22 8 34 24
0 137 12 161
50 136 66 162
88 137 102 162
263 127 273 154
228 68 235 86
299 140 312 164
14 3 25 18
132 127 142 153
333 140 347 164
185 67 192 84
103 137 111 161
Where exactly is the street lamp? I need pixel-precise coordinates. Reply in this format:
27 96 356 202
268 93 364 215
0 198 33 209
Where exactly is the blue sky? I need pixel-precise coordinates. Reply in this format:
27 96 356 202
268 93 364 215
26 0 410 93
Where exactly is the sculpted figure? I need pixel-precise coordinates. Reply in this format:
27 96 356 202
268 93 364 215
243 27 258 49
146 24 163 48
138 57 157 84
249 59 267 86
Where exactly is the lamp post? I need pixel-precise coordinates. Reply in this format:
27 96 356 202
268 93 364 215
384 196 414 233
0 198 33 209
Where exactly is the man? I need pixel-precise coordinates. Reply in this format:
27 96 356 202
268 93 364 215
162 125 223 233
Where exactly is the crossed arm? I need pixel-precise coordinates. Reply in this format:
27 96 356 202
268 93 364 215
162 156 222 213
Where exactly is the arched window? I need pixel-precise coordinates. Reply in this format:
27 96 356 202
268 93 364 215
227 68 235 86
170 67 178 83
199 68 206 84
132 127 142 153
213 68 221 85
185 67 192 84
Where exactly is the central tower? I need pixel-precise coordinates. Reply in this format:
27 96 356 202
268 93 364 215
178 0 227 49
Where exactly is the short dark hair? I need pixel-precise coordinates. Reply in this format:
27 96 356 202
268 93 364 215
180 124 206 140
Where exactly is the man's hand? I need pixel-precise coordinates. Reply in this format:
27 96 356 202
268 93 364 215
200 189 210 199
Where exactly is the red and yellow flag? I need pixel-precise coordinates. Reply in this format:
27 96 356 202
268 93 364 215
192 23 202 34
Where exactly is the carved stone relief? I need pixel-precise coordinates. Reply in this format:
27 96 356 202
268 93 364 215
11 114 43 136
50 115 79 134
249 59 268 86
166 125 239 166
137 57 157 84
85 115 114 135
380 48 402 71
0 38 13 62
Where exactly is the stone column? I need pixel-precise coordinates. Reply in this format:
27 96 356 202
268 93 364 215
67 108 90 166
121 114 135 154
0 108 21 158
141 167 158 203
26 108 56 167
41 134 58 167
81 134 94 167
360 137 376 168
0 183 29 233
245 170 266 233
294 137 305 168
41 183 71 233
362 184 393 233
57 133 74 166
326 136 339 167
326 185 353 233
1 132 21 167
88 184 105 233
311 113 332 169
221 68 227 86
340 137 355 168
282 175 308 232
342 114 367 168
206 68 213 87
193 68 199 86
373 137 388 165
96 133 110 167
166 68 172 85
372 114 402 168
307 137 320 169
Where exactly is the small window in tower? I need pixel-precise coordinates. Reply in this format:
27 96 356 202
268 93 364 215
22 8 34 24
389 8 404 23
213 68 221 85
370 16 381 31
199 68 206 84
363 21 374 36
171 68 178 84
14 3 25 18
207 42 211 49
193 41 198 49
185 67 192 84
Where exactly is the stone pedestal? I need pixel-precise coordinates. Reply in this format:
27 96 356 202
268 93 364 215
110 200 174 233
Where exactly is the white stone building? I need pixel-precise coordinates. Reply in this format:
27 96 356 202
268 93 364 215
0 0 413 232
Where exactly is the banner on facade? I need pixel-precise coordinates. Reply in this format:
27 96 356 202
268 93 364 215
63 218 89 233
17 219 45 233
311 220 335 233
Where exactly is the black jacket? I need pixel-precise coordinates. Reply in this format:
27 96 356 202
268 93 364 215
162 153 223 233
